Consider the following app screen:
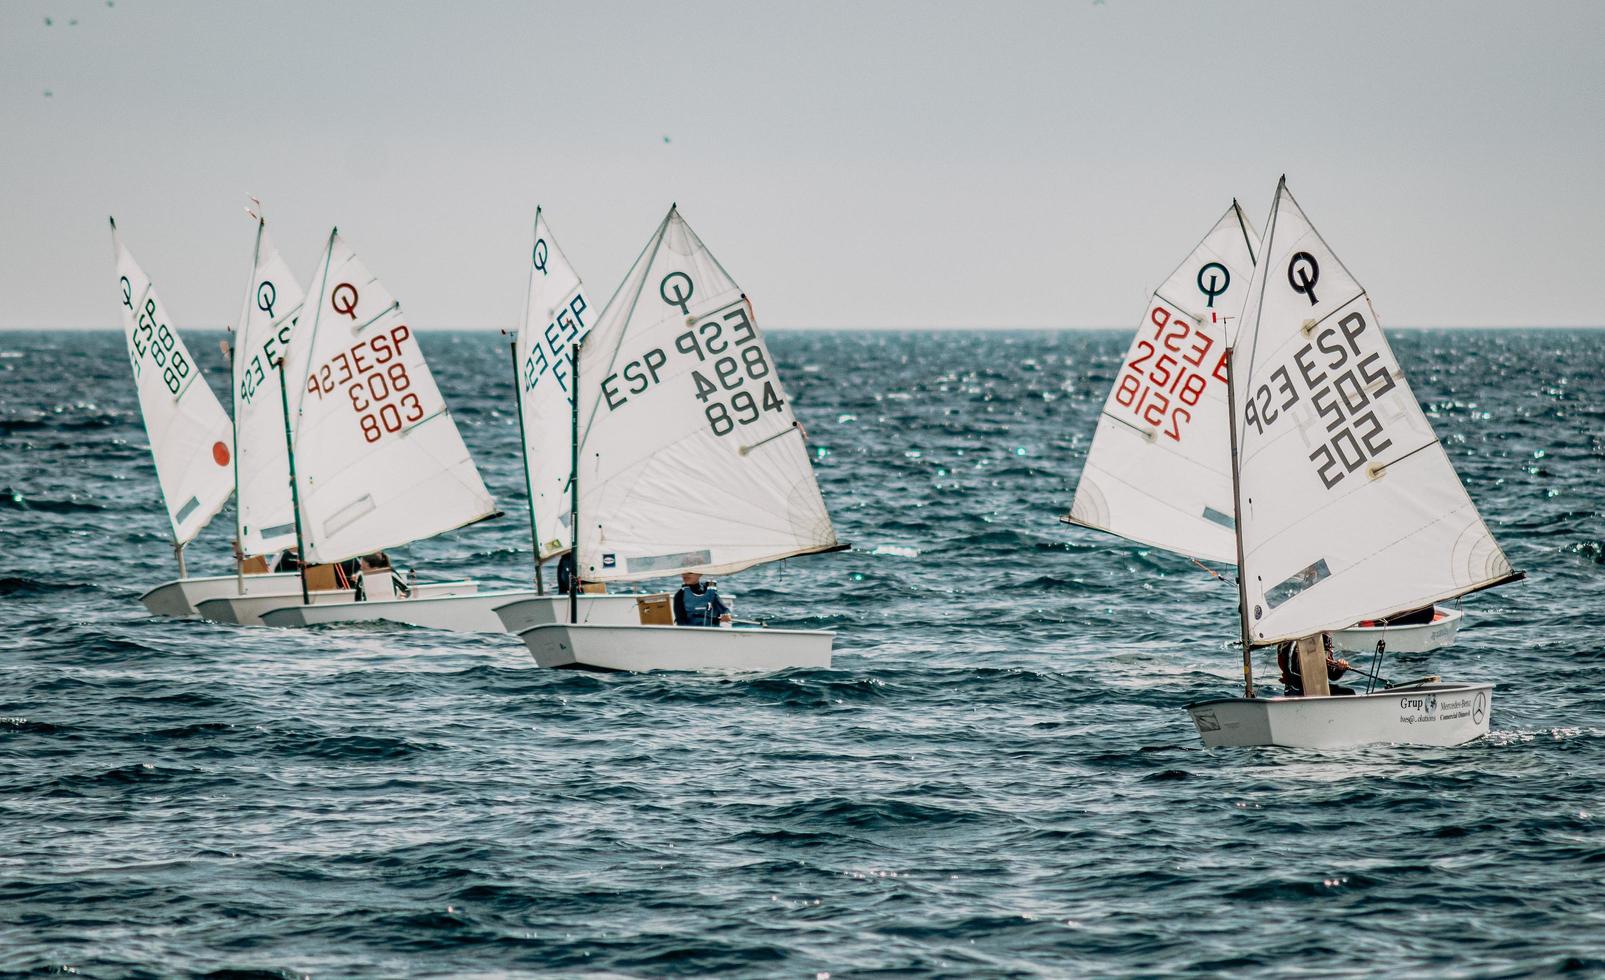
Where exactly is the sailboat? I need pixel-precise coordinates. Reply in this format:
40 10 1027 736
1185 178 1521 748
491 208 672 635
1066 202 1465 655
111 219 291 617
196 228 495 627
516 205 844 670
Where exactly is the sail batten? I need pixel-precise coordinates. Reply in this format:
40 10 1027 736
111 221 235 547
1067 203 1260 565
574 206 837 583
1230 180 1516 644
284 230 497 564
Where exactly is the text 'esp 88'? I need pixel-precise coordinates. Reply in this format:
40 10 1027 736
121 276 194 398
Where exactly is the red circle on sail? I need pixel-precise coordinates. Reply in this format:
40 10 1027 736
212 441 230 466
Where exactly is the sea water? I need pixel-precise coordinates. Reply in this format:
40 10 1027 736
1 329 1601 975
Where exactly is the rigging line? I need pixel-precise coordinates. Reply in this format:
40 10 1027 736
1240 179 1283 400
1279 181 1367 293
1234 199 1257 267
1190 557 1224 581
293 229 338 444
1155 203 1240 298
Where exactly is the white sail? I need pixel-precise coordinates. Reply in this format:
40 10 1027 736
231 217 305 557
286 229 497 564
1067 202 1260 564
111 219 235 546
574 206 838 582
515 208 593 559
1231 179 1515 645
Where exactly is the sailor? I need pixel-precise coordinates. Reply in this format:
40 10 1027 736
673 572 731 627
272 548 302 573
1277 634 1356 697
354 552 409 601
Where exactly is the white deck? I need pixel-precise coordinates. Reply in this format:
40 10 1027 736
1186 682 1492 748
260 588 539 633
194 580 477 626
139 572 303 618
491 593 673 634
518 622 834 672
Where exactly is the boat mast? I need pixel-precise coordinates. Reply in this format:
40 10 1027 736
1225 346 1254 699
568 340 581 625
275 357 310 606
508 339 544 595
1225 191 1276 699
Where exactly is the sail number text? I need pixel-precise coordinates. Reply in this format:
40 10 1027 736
121 277 193 397
302 324 426 444
1111 304 1227 441
1242 310 1398 489
521 291 589 396
601 304 786 438
237 317 293 408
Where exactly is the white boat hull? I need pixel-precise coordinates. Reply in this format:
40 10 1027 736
519 623 833 672
139 572 303 618
1331 606 1463 654
260 588 539 633
194 580 476 627
1187 682 1492 749
491 593 672 634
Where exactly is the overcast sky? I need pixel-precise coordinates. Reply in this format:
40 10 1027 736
2 0 1601 330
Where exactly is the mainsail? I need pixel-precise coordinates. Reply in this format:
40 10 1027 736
515 208 593 559
285 229 497 564
231 216 304 557
1067 203 1259 564
1231 179 1517 645
110 219 235 546
573 205 838 582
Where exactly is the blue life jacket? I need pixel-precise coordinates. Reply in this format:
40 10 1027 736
677 583 726 626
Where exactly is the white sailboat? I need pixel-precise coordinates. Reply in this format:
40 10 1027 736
200 228 496 627
110 219 288 617
516 205 843 670
491 207 670 634
1066 202 1461 653
1186 178 1521 748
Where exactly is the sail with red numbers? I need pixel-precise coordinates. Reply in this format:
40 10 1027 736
110 218 235 547
283 229 497 565
1230 178 1518 645
515 208 593 560
231 214 305 558
1066 202 1260 564
571 205 838 582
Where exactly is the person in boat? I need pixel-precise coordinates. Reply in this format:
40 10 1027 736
1277 634 1356 697
272 548 302 573
674 572 731 627
354 552 409 601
